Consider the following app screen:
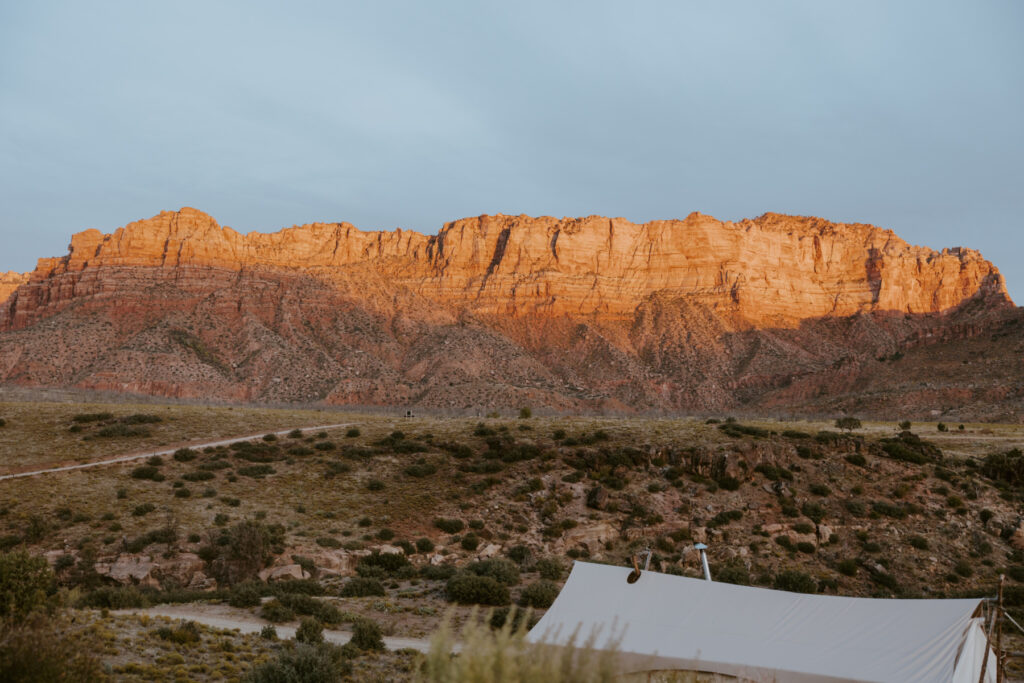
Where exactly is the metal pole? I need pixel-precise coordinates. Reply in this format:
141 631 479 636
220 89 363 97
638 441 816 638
996 575 1004 683
695 543 712 581
980 593 997 683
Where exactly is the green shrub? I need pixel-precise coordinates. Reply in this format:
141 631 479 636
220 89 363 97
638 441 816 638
238 464 275 478
295 617 324 644
754 463 792 481
260 624 277 640
707 509 743 528
506 545 530 564
155 620 201 644
312 537 341 552
718 423 769 438
908 536 929 550
434 518 464 534
182 470 216 481
518 580 559 608
260 599 295 622
345 427 360 438
716 475 742 491
340 577 386 597
835 417 862 432
415 538 435 553
809 483 831 496
243 643 351 682
796 542 816 554
801 502 826 524
366 479 385 491
535 558 564 581
775 536 794 551
126 526 177 553
446 573 511 605
845 454 867 467
461 533 480 551
98 424 151 438
173 448 198 462
205 520 285 585
122 413 162 424
714 560 751 586
981 449 1024 486
350 619 385 651
0 551 55 622
773 570 817 594
132 503 156 517
837 559 858 576
228 580 264 608
72 412 113 423
467 558 520 586
358 550 410 574
421 565 457 581
404 462 438 478
77 585 147 609
130 465 163 481
872 501 908 519
954 560 974 578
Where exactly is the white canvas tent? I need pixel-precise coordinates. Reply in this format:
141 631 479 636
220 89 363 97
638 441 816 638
527 562 997 683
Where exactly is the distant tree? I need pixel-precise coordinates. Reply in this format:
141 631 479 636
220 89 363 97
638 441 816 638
898 420 912 431
835 417 862 432
0 550 55 622
518 407 532 419
937 423 948 432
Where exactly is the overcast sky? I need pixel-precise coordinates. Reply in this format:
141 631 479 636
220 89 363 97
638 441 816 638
2 1 1022 302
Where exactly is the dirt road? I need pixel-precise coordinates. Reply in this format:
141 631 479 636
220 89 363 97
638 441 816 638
0 422 352 481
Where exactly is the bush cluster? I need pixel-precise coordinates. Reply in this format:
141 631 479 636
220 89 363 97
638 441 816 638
518 580 559 608
445 573 510 605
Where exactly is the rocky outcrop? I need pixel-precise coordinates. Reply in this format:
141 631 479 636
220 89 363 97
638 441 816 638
0 272 27 305
0 208 1019 418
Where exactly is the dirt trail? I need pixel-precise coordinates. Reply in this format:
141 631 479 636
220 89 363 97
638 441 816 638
115 603 449 653
0 422 352 481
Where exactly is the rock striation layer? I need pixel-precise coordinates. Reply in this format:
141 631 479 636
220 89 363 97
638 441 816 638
0 208 1019 419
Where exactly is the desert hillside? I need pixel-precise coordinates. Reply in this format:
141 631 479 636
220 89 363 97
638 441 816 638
0 209 1020 419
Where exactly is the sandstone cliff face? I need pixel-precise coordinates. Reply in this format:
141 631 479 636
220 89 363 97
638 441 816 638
4 207 1009 331
0 208 1018 418
0 272 27 305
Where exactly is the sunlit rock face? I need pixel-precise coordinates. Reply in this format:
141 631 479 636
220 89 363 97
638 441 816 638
0 208 1017 418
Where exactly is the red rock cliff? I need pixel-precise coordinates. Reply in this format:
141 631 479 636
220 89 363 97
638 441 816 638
3 208 1011 331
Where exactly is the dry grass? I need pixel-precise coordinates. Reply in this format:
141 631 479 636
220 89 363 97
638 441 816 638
0 400 386 472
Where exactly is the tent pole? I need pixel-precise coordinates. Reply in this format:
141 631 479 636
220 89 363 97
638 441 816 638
996 575 1004 683
980 585 999 683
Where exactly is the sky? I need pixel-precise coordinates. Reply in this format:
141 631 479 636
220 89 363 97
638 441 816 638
1 1 1022 302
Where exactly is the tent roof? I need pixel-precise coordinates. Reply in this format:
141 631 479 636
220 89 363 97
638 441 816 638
527 561 989 683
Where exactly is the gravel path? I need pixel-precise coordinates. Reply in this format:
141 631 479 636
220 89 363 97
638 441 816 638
0 422 352 481
115 603 446 653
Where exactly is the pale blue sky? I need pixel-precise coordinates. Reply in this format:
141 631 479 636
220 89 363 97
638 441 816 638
1 1 1022 302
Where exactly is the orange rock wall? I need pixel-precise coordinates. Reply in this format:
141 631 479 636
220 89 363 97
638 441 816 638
4 207 1011 331
0 272 27 304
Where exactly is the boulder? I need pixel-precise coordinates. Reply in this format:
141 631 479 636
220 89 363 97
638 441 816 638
96 554 160 588
477 543 502 559
258 564 309 582
563 521 618 552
